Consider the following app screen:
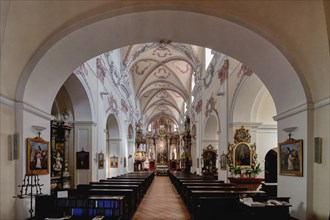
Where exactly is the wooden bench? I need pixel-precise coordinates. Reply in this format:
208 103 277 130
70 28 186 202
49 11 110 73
77 184 142 205
189 190 266 215
68 188 136 219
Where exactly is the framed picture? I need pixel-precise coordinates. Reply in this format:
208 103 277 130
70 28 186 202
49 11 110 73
27 137 50 175
98 151 104 169
234 143 252 168
279 138 303 176
110 155 118 168
76 150 89 169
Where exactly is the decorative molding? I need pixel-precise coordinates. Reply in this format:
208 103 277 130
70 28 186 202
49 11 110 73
203 63 214 89
106 93 119 115
16 101 54 121
231 122 263 128
273 102 314 121
218 59 229 85
72 121 97 126
195 100 202 114
237 64 253 78
314 97 330 110
205 93 216 118
152 46 172 58
96 58 106 84
174 61 190 74
0 95 15 108
132 61 152 75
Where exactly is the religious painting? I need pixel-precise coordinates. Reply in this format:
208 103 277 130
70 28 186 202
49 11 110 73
234 143 252 168
98 151 104 169
279 138 303 176
76 150 89 169
110 155 118 168
27 137 50 175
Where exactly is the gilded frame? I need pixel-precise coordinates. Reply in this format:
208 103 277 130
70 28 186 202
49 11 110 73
27 137 50 175
278 138 303 176
227 142 257 171
110 155 118 168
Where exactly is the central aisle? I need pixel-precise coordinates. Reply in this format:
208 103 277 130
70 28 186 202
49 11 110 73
132 176 191 220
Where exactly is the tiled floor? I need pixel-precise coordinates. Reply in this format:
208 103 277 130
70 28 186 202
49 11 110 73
132 176 191 220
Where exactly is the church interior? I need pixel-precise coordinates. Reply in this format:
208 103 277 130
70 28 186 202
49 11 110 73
0 1 329 220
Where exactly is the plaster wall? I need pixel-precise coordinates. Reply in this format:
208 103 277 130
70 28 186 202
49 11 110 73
313 103 330 219
0 103 16 220
277 110 312 220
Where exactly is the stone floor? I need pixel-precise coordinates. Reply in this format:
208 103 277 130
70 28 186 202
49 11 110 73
132 176 191 220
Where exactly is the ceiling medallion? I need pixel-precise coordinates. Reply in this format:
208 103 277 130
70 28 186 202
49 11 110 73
156 91 168 98
154 68 170 79
152 40 172 58
157 105 168 112
132 61 152 75
154 83 169 88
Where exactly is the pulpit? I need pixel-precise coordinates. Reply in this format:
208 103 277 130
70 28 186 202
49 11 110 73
228 177 264 191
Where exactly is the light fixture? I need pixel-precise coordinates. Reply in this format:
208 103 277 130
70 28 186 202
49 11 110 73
32 125 46 138
283 127 297 139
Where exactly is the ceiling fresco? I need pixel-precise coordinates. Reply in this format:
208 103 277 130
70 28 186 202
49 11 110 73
123 41 202 127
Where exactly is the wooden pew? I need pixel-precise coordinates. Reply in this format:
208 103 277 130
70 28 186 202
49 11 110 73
90 181 144 199
180 182 234 197
101 179 148 194
77 184 141 205
183 186 248 205
67 188 136 219
188 190 266 216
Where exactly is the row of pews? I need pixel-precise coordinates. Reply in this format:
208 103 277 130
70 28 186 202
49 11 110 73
35 171 154 220
169 171 293 220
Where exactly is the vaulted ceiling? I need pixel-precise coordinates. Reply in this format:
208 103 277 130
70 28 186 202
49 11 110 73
121 41 203 127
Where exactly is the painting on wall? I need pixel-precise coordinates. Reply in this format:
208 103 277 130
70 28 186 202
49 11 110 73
98 151 104 169
76 150 89 169
27 137 50 175
110 155 118 168
279 138 303 176
234 143 252 167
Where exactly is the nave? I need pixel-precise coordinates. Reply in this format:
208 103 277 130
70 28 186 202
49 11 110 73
132 176 191 220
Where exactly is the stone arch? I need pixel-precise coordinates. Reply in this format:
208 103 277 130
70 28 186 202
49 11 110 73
14 9 312 218
203 113 220 144
16 10 309 117
105 114 121 178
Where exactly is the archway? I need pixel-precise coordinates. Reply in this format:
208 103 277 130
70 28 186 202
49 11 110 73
106 114 121 178
15 9 311 219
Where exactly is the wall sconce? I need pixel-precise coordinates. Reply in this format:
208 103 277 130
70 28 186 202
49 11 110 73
283 127 297 139
220 151 227 170
32 125 46 138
